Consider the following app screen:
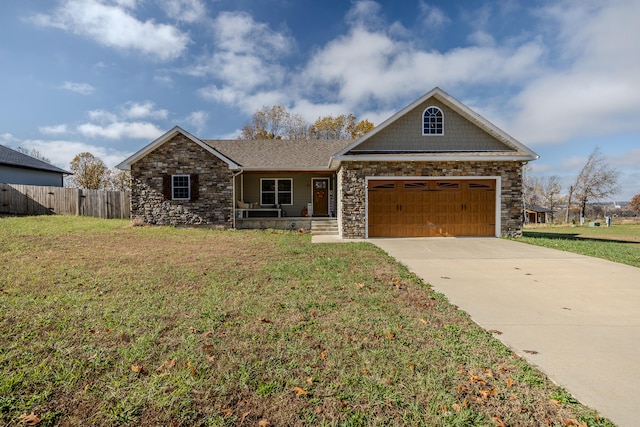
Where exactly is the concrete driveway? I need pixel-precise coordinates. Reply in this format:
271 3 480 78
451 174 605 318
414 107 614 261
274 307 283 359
369 237 640 427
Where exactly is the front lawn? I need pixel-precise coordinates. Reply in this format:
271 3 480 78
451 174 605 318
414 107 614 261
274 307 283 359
0 216 614 426
520 224 640 268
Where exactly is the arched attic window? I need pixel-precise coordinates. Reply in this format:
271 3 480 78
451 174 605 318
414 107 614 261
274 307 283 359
423 106 443 135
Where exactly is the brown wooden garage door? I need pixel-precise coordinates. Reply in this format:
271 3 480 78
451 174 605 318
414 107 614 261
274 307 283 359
368 179 496 237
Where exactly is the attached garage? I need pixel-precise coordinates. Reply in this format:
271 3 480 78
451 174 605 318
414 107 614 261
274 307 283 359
367 178 497 237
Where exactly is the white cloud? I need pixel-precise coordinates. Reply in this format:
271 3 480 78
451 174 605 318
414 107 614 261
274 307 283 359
77 122 164 140
88 109 119 123
6 137 131 170
418 2 450 30
39 124 70 135
0 133 20 144
507 0 640 144
298 26 544 110
193 11 294 112
32 0 189 61
75 102 167 140
60 81 95 95
121 101 168 120
160 0 206 23
183 111 209 133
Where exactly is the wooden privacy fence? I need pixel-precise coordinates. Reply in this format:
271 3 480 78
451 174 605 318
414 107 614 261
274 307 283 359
0 184 130 219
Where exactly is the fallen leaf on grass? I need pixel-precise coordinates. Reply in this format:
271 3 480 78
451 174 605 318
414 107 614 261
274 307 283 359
506 378 515 388
493 415 506 427
479 387 497 399
258 317 272 323
355 282 365 289
292 386 308 396
257 419 270 427
470 375 486 384
420 318 427 324
130 364 146 374
523 349 539 355
156 359 176 372
563 420 587 427
385 331 395 340
188 326 200 333
320 351 326 360
19 412 41 425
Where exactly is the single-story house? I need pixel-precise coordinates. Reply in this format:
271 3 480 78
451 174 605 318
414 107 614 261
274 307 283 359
0 145 70 187
117 87 539 238
525 205 555 224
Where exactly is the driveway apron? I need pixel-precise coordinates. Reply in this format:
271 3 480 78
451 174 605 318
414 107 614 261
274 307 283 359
369 237 640 427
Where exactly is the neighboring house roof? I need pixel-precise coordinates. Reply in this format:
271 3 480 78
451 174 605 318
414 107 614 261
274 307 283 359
204 139 351 171
334 87 539 162
526 205 554 213
116 126 240 170
0 144 70 174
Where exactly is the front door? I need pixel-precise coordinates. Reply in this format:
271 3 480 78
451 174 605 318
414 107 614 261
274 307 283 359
312 178 329 216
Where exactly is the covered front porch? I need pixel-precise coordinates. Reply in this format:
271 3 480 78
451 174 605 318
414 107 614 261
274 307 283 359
232 171 337 229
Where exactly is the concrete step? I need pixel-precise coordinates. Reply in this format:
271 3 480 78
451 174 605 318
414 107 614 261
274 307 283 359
311 219 339 235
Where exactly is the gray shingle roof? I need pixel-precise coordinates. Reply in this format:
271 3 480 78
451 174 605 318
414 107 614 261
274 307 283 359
0 144 71 174
203 139 352 170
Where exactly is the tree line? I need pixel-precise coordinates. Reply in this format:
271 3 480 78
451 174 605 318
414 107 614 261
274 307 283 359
239 105 374 140
52 106 374 190
523 146 640 221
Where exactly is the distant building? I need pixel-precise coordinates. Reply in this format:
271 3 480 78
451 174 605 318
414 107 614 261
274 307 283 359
525 205 554 224
0 145 70 187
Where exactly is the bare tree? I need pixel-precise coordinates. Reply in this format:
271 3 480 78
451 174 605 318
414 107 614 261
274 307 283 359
239 105 308 140
630 194 640 215
104 168 131 191
522 165 542 208
15 146 51 164
68 152 108 189
540 175 562 222
569 146 619 221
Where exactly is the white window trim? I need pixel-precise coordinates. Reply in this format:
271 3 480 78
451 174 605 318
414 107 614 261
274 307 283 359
260 178 294 206
172 174 190 200
422 106 444 136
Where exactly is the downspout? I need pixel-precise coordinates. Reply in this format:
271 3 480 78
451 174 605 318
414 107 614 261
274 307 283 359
231 169 244 229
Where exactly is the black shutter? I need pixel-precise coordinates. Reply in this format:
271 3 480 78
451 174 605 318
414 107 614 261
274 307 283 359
163 175 172 200
190 174 199 201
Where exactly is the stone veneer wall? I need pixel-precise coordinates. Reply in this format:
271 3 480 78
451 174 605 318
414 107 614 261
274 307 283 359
130 134 234 226
338 161 524 238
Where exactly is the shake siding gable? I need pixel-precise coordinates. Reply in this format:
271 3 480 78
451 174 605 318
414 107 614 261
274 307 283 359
351 99 511 153
130 134 233 226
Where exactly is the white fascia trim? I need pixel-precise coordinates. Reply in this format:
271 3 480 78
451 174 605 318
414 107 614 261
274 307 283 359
116 126 240 170
363 175 502 238
333 87 540 161
239 167 338 172
335 154 537 162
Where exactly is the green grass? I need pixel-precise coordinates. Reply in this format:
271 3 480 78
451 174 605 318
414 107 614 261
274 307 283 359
519 224 640 268
0 216 615 426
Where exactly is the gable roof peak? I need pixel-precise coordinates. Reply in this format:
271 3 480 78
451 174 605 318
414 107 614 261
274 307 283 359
334 87 539 161
116 125 239 170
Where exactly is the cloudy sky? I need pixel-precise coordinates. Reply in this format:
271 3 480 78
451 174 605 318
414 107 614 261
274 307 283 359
1 0 638 200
